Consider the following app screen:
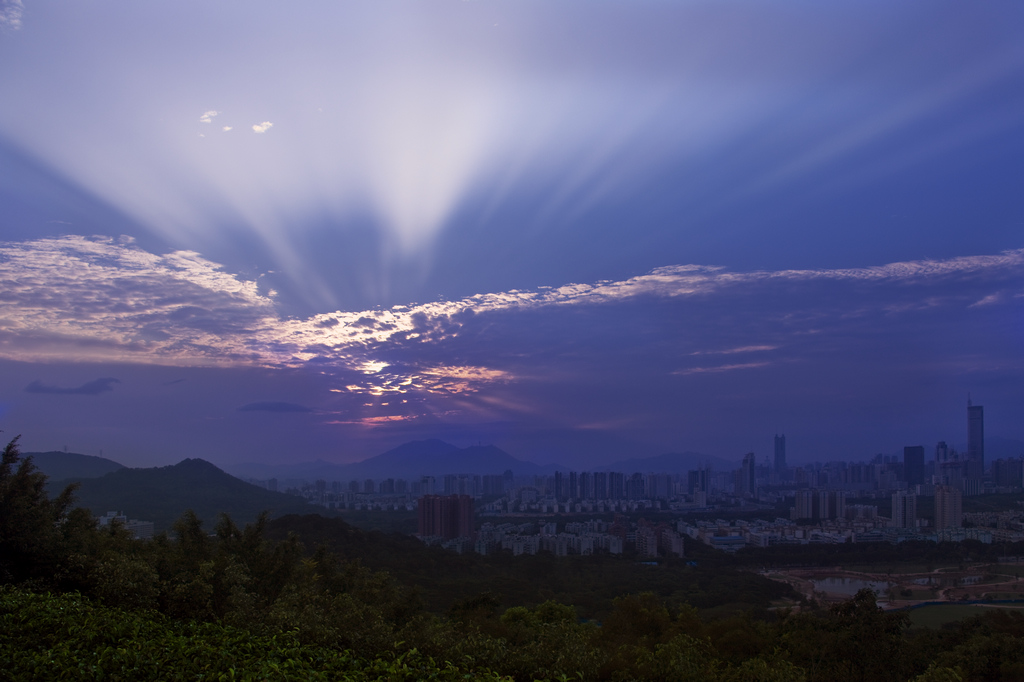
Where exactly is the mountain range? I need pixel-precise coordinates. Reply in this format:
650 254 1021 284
43 457 318 532
228 439 734 483
228 439 560 482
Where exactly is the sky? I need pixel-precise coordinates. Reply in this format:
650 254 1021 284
1 0 1022 470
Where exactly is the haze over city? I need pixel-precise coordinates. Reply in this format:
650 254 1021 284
1 0 1022 469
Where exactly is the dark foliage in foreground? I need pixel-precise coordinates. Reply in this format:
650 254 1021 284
0 588 508 681
264 513 793 618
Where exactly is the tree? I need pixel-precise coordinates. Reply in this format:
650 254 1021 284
0 436 79 584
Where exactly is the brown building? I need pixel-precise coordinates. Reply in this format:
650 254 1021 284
418 494 474 539
934 485 963 531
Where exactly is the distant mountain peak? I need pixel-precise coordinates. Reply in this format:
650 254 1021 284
376 439 460 458
171 458 232 475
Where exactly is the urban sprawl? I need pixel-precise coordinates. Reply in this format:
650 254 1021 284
242 401 1022 559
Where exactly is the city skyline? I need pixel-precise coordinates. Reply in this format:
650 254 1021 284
1 1 1022 468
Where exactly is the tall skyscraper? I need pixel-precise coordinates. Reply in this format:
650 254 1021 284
992 458 1024 489
579 471 593 499
608 472 625 500
934 485 963 530
967 399 984 480
738 452 756 498
794 489 814 520
904 446 925 486
687 468 709 495
892 491 917 529
774 434 786 473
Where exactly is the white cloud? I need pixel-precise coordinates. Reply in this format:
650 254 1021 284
252 121 273 134
0 0 23 30
199 110 219 123
222 126 233 132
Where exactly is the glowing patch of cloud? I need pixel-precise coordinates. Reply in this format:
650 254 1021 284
360 360 388 374
323 415 412 425
419 366 511 382
252 121 273 134
199 110 219 123
414 365 512 395
222 126 233 132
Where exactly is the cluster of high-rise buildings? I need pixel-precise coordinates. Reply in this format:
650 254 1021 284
267 398 1012 555
767 400 991 492
420 511 687 559
417 494 474 540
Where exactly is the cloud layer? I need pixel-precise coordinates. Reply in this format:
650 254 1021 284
2 236 1021 408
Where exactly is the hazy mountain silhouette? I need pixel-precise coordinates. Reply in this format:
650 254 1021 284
230 439 555 482
23 451 125 480
49 458 318 532
346 439 555 479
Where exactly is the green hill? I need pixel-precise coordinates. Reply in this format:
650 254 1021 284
49 458 321 532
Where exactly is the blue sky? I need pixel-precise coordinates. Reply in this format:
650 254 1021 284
1 1 1022 469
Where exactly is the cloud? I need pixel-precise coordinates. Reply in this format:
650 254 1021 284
25 377 120 395
691 345 778 356
199 110 219 123
222 126 232 132
0 0 22 30
0 236 276 366
969 293 1003 308
673 363 772 376
238 401 312 412
2 236 1023 408
252 121 273 134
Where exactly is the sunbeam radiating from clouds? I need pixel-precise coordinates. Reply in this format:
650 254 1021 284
3 1 1023 313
